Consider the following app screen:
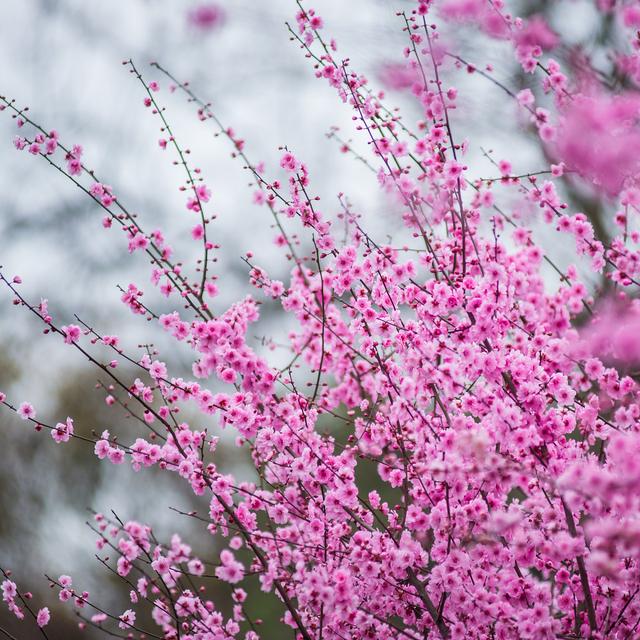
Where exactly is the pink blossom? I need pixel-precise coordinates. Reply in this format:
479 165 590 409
377 62 422 90
58 575 72 588
514 15 559 50
51 417 74 444
622 5 640 28
17 402 35 420
195 184 211 202
215 550 244 584
61 324 81 344
36 607 50 627
187 4 224 31
577 299 640 364
555 92 640 194
279 152 299 172
149 360 167 380
1 580 16 601
118 608 136 629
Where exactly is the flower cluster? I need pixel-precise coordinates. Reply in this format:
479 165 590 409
3 1 640 639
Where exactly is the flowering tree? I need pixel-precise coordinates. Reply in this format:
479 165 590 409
3 1 640 638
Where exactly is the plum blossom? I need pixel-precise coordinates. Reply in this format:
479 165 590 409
36 607 50 627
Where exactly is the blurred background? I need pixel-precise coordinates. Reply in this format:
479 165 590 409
0 0 620 636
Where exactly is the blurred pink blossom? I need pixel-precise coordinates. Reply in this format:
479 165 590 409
577 299 640 364
555 92 640 194
377 62 422 90
514 15 559 50
187 4 225 31
439 0 510 38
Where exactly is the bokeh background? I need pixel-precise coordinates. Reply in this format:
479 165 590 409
0 0 618 636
